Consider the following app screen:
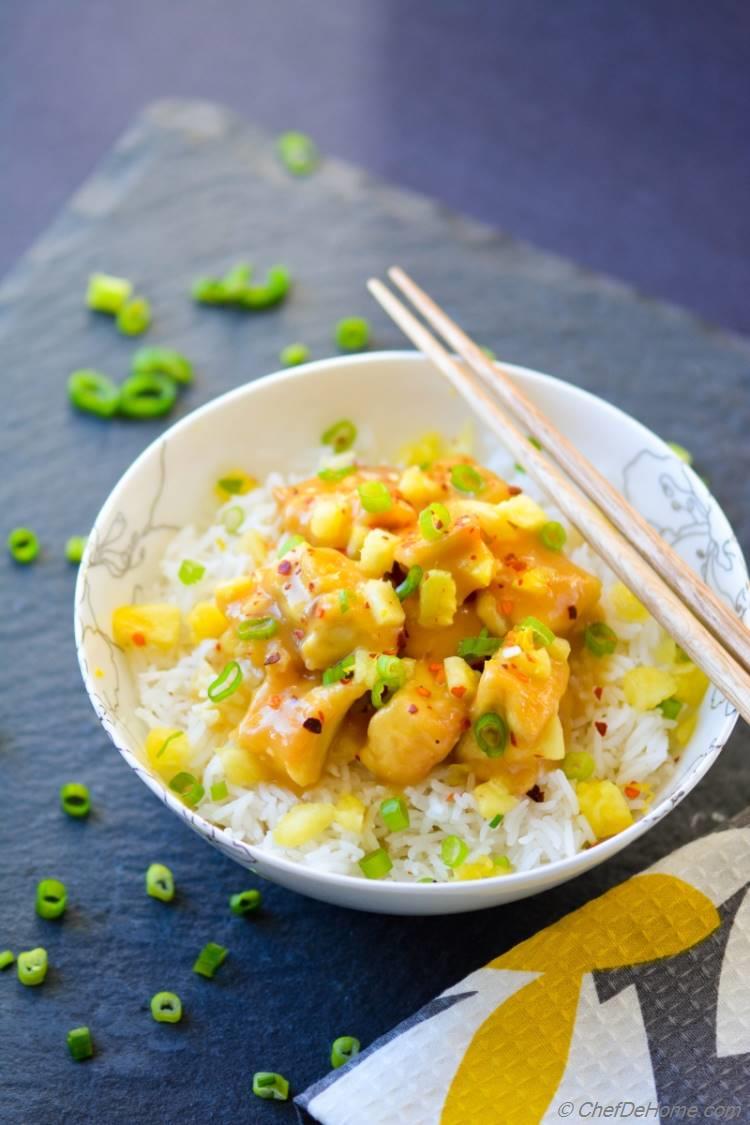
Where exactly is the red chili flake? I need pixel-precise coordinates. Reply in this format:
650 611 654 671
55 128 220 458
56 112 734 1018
264 652 280 666
527 785 544 803
132 632 146 647
407 704 418 714
595 721 608 737
510 731 517 747
462 717 472 731
277 560 292 575
500 600 513 616
428 661 443 679
624 784 640 799
308 582 316 593
451 685 466 699
594 686 603 700
508 558 527 572
214 642 222 652
507 485 522 497
269 695 281 710
303 717 323 734
567 605 578 620
445 793 455 803
416 686 431 698
292 628 304 641
315 605 326 619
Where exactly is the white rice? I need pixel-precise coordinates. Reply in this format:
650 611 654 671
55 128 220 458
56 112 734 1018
128 444 680 882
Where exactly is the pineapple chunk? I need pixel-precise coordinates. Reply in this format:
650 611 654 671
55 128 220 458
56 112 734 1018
362 579 405 628
418 569 457 627
399 431 444 467
359 529 400 578
444 656 480 702
577 780 634 838
309 497 350 548
476 589 509 636
447 500 505 538
219 744 272 786
398 465 442 507
347 523 369 558
215 575 257 614
623 667 678 710
610 581 649 623
188 601 229 643
455 855 495 881
511 566 552 596
273 802 336 847
473 778 518 819
112 604 181 650
240 529 269 565
496 494 548 531
674 664 710 708
145 727 192 779
334 794 366 834
673 711 698 749
534 713 565 760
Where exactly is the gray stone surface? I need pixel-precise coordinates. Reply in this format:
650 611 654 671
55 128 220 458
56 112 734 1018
1 100 748 1124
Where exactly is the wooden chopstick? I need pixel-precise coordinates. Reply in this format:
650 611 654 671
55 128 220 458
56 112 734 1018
367 275 750 724
388 266 750 675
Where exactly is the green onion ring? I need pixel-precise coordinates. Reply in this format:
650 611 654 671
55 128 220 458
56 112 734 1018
151 991 183 1023
539 520 567 552
473 712 508 758
207 660 243 702
584 622 618 657
519 616 555 647
395 564 423 601
68 369 120 418
331 1036 361 1069
131 346 193 385
169 772 205 807
450 463 484 493
60 782 91 818
119 372 177 418
418 502 451 541
7 527 40 564
221 505 244 534
35 878 67 920
321 419 357 453
237 617 278 641
358 480 393 514
322 653 355 685
318 464 356 483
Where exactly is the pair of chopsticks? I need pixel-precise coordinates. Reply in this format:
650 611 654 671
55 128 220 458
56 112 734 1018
367 267 750 724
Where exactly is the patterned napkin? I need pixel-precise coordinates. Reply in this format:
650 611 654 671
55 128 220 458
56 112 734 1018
298 813 750 1123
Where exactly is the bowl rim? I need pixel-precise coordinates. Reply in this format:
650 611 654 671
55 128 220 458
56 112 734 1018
75 350 744 901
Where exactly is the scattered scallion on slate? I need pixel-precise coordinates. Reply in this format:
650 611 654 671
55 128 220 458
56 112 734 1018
67 1026 94 1061
280 343 310 367
0 951 15 971
36 878 67 920
116 296 152 337
68 370 121 417
151 992 183 1023
65 535 87 564
229 889 262 916
192 263 290 310
17 947 48 987
253 1072 290 1101
335 317 370 352
277 130 319 176
331 1036 361 1069
193 942 228 979
321 418 357 453
169 771 205 807
60 782 91 819
358 848 392 880
119 372 177 418
146 863 175 903
86 273 133 314
131 346 193 385
7 527 40 564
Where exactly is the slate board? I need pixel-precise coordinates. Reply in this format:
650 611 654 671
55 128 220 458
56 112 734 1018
1 99 749 1125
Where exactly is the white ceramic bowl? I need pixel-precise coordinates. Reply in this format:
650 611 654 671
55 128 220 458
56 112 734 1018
75 352 747 915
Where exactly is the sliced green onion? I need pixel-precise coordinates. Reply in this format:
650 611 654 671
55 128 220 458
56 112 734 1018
7 527 40 565
210 780 229 801
17 947 48 987
68 369 120 418
658 697 683 720
322 653 355 685
36 879 67 920
488 814 503 829
221 262 252 299
335 317 370 352
395 565 423 601
529 436 543 451
371 656 406 708
119 372 176 418
67 1026 94 1060
156 731 182 759
562 751 595 781
169 772 205 807
380 796 410 832
450 464 484 493
86 272 133 313
193 941 228 978
457 628 502 661
229 889 262 916
418 502 451 541
539 520 567 551
358 848 392 880
217 476 245 495
207 661 243 702
278 534 305 557
321 418 357 453
519 616 555 647
146 863 175 902
280 342 310 367
65 535 87 564
358 481 393 514
252 1072 290 1101
178 559 205 585
150 992 182 1023
339 589 351 613
370 679 389 709
131 346 193 385
318 464 356 483
192 277 230 305
331 1036 361 1069
236 266 291 310
116 296 152 336
441 835 469 868
237 617 278 641
493 855 513 872
0 951 14 971
60 782 91 819
584 622 618 657
221 505 244 534
474 712 508 758
667 441 693 465
277 129 318 176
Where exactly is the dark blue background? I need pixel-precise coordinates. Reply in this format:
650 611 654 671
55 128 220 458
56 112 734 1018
1 0 749 333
